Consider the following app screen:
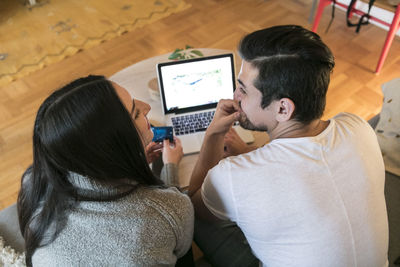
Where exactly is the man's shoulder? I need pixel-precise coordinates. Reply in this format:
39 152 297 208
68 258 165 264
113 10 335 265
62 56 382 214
332 112 374 135
332 112 368 125
219 149 263 167
209 148 272 179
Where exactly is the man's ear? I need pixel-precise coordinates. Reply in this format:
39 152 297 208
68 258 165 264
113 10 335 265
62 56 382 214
276 98 295 122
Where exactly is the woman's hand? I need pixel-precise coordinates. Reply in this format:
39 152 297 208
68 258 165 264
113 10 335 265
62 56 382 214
145 142 163 164
162 137 183 165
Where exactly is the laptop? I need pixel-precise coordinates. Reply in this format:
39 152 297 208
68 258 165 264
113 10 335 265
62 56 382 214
156 53 254 155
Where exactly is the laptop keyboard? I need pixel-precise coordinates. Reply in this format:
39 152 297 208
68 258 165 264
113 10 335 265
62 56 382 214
171 111 215 136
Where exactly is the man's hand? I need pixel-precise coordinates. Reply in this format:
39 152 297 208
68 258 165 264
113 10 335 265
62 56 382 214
208 99 240 136
188 100 239 196
162 137 183 165
145 142 163 163
224 128 257 157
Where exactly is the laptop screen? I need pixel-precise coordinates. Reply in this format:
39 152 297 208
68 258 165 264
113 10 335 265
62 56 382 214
157 53 236 114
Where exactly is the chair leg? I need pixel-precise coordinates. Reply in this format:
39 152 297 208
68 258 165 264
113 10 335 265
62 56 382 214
312 0 333 32
375 5 400 74
309 0 319 23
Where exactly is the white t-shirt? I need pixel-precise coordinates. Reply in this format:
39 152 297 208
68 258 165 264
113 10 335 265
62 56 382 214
202 113 388 267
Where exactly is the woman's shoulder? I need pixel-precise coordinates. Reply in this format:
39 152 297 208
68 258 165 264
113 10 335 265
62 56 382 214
132 186 194 226
135 187 194 247
136 186 192 213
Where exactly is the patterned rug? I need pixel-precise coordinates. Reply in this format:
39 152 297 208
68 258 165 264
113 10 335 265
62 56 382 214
0 0 190 87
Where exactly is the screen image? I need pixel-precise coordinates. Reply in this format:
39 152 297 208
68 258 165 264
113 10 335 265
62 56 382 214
159 56 235 112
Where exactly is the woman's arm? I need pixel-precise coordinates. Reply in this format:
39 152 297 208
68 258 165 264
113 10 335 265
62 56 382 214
160 163 179 188
160 137 183 188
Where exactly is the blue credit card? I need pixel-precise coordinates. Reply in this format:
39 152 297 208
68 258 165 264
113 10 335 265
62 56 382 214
151 126 173 142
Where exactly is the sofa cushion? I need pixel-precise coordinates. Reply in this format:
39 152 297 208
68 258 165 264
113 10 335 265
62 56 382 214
0 235 25 266
375 78 400 176
0 204 24 253
385 171 400 267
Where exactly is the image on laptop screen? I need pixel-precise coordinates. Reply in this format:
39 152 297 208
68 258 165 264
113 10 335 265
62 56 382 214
157 54 236 114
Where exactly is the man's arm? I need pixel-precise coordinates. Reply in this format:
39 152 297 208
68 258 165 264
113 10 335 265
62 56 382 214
188 99 240 220
188 131 225 197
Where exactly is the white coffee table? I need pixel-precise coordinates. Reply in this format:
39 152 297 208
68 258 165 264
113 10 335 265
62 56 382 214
110 48 268 187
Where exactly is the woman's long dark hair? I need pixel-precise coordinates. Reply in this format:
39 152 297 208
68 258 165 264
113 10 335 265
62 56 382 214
17 75 163 266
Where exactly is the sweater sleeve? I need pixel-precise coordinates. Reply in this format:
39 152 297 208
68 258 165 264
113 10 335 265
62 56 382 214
145 187 194 259
160 163 180 188
168 190 195 258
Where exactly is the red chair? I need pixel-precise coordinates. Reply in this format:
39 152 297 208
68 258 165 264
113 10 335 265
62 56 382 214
312 0 400 74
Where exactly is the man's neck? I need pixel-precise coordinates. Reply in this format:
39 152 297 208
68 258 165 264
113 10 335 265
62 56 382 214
268 119 330 141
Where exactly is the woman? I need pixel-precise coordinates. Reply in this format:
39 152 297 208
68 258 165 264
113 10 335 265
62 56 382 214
17 75 194 266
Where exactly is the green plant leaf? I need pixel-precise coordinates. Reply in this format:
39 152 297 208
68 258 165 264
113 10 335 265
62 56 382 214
168 53 181 60
185 45 193 49
191 50 203 57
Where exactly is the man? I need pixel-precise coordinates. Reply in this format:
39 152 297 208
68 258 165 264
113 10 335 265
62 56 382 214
188 25 388 267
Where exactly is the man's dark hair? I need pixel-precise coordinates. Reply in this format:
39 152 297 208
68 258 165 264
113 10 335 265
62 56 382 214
238 25 335 124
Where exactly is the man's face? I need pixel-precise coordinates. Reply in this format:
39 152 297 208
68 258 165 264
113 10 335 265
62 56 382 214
234 61 276 132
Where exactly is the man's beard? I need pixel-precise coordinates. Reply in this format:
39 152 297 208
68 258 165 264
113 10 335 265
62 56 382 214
238 111 268 132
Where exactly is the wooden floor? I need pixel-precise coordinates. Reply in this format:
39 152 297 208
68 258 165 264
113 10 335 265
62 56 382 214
1 0 399 210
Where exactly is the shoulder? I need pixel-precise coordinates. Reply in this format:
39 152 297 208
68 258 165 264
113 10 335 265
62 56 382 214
331 112 376 137
211 146 271 174
138 186 191 207
204 147 273 188
332 112 370 128
136 186 194 221
135 187 194 246
203 150 262 192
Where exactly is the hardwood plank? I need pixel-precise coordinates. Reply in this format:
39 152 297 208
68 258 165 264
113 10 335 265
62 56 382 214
1 0 399 209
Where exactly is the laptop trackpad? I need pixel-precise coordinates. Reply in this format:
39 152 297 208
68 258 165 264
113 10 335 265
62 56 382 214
180 133 204 155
